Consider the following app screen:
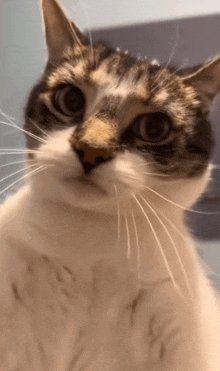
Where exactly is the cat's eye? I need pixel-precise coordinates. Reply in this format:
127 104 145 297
53 85 85 117
132 112 172 143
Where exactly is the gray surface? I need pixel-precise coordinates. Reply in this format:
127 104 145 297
198 240 220 291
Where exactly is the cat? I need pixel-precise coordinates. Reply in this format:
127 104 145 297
0 0 220 370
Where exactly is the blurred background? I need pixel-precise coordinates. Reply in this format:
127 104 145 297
0 0 219 286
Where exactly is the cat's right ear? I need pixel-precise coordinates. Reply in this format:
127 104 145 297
41 0 84 64
181 56 220 113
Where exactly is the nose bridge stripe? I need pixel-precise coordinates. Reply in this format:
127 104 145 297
71 118 117 171
81 117 117 146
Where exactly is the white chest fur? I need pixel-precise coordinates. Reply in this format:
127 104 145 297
0 185 220 371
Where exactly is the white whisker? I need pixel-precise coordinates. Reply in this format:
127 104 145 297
132 193 183 297
151 23 179 91
0 164 37 184
126 174 139 180
0 165 48 196
113 184 121 248
0 109 17 124
126 173 171 180
0 120 47 144
130 200 140 279
0 149 37 152
136 161 158 167
143 172 171 177
157 59 189 92
30 119 51 139
0 159 36 169
201 260 220 282
153 206 191 246
84 21 94 65
140 195 193 298
124 210 131 259
0 152 37 156
154 207 220 283
143 184 218 215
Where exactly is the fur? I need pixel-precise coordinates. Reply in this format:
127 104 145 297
0 0 220 370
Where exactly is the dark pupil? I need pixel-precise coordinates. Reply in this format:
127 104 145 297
64 86 84 113
138 112 170 142
146 118 165 139
54 85 85 116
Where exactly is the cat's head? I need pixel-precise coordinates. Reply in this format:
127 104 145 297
24 0 220 214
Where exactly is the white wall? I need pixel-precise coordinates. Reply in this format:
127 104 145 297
66 0 220 29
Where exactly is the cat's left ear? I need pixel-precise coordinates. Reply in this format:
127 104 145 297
41 0 85 64
181 56 220 112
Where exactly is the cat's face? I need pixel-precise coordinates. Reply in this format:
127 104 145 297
24 0 220 213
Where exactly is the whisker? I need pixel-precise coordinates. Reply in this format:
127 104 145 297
138 160 218 169
0 149 37 152
153 206 191 246
0 109 17 124
142 172 172 177
129 200 140 278
136 161 158 167
0 159 36 169
29 119 51 139
140 195 193 298
126 175 140 180
83 13 94 65
124 210 131 259
113 184 121 248
151 22 180 91
154 206 220 283
126 173 172 180
89 33 94 66
0 163 37 184
201 260 220 282
0 120 47 144
0 165 48 196
132 193 183 297
143 184 219 215
157 59 189 92
0 152 38 156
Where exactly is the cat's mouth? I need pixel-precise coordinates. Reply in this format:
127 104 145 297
62 175 108 196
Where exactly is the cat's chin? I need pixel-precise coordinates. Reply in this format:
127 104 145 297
54 173 118 212
62 175 108 197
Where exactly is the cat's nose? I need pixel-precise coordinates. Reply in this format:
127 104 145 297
74 142 113 174
70 117 117 173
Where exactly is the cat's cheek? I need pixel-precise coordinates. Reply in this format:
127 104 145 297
33 127 82 175
92 152 147 195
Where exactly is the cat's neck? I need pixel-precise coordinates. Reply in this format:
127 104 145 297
1 184 202 294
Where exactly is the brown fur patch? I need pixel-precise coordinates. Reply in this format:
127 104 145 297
80 118 117 146
47 61 86 88
91 66 108 85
